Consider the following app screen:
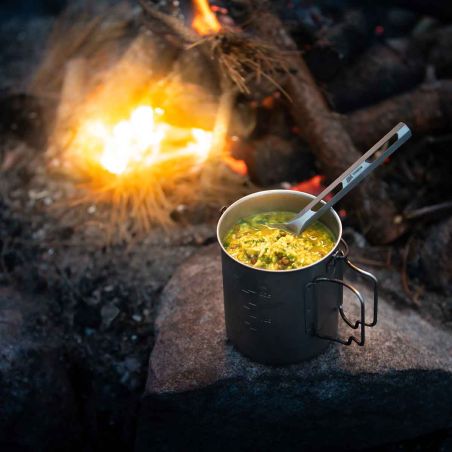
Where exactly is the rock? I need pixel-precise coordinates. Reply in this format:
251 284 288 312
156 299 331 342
101 304 120 329
0 287 82 451
136 245 452 452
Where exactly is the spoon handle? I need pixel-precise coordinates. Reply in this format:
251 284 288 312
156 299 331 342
290 122 412 233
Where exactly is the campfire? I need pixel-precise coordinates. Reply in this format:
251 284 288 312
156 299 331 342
31 1 255 239
8 0 452 291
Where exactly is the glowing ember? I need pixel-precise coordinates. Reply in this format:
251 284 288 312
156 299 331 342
192 0 222 35
224 155 247 176
291 175 347 217
291 175 332 200
76 105 214 176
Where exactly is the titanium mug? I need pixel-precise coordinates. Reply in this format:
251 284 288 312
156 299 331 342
217 189 378 365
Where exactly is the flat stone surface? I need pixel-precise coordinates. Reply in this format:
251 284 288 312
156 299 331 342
137 244 452 451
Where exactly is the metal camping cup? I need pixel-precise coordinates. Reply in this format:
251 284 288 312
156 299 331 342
217 190 378 365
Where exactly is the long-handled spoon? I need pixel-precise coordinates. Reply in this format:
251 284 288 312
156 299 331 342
271 122 412 235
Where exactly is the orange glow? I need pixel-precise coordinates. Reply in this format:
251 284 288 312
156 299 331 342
261 95 276 109
192 0 222 35
291 175 332 200
224 155 247 176
73 104 214 176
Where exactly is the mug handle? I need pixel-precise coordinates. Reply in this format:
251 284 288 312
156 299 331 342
304 240 379 346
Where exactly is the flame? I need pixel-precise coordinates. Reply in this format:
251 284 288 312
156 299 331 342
192 0 222 35
75 105 214 176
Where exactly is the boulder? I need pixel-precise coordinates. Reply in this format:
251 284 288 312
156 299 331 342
137 245 452 451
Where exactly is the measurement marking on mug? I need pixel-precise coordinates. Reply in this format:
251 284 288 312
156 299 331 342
241 287 272 299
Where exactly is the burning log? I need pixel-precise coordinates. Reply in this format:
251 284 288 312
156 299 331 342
343 81 452 150
304 9 377 82
250 5 406 244
325 40 425 113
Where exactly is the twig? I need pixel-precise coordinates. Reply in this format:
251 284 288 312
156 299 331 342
351 257 391 268
403 201 452 221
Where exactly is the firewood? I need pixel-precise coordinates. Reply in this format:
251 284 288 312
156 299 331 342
420 25 452 79
249 6 407 244
379 0 452 21
234 134 315 186
56 58 88 128
304 9 377 82
343 81 452 150
402 201 452 222
325 40 425 113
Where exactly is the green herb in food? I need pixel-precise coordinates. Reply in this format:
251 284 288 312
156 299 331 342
223 211 335 270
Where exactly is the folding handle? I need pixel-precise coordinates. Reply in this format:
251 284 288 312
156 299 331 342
305 278 366 346
344 258 378 327
304 241 379 346
289 122 412 233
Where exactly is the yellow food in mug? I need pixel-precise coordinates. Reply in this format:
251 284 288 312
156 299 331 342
223 211 335 270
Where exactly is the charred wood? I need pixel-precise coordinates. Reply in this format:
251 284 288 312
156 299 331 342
304 9 377 82
250 5 406 244
379 0 452 21
233 135 315 186
343 81 452 150
325 40 425 113
379 8 419 38
269 2 328 45
403 201 452 222
410 25 452 78
426 26 452 79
